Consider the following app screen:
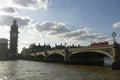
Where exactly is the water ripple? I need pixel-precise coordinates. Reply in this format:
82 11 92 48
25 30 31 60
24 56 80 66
0 60 119 80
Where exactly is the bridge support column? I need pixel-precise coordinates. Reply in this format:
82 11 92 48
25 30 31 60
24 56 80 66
64 47 70 63
112 44 120 70
44 50 48 62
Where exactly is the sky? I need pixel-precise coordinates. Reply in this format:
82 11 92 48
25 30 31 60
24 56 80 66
0 0 120 53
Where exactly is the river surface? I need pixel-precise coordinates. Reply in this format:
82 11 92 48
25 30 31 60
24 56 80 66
0 60 120 80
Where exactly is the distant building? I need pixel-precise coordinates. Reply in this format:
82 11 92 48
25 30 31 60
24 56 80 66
21 43 52 57
9 19 19 58
0 38 8 59
55 44 65 49
28 43 51 53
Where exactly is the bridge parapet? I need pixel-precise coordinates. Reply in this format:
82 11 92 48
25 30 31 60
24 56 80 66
69 45 113 51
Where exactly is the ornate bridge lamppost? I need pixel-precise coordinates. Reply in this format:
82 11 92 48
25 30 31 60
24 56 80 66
64 42 70 61
44 43 48 61
112 31 116 45
44 43 47 54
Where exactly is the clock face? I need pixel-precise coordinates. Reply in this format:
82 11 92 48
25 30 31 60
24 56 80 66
12 33 17 37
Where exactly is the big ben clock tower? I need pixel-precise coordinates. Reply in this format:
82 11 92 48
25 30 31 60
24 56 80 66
10 19 19 58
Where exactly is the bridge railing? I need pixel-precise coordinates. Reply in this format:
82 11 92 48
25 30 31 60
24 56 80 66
70 45 113 50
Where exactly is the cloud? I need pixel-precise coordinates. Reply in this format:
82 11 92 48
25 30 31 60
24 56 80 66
35 21 109 42
62 29 109 42
0 7 17 14
35 21 71 35
0 15 33 28
0 27 10 39
9 0 50 10
50 23 71 35
78 33 108 41
0 0 51 15
113 21 120 28
0 14 109 46
63 28 90 38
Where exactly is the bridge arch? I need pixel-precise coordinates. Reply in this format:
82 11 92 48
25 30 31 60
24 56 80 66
35 54 44 61
36 52 45 57
48 52 65 57
70 50 113 61
46 52 65 62
67 50 114 65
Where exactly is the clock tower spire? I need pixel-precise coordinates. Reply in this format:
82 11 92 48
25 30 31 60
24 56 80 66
10 19 19 58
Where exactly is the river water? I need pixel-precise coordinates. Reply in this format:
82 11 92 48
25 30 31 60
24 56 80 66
0 60 120 80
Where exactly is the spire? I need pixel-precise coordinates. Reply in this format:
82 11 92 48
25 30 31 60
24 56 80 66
13 19 17 24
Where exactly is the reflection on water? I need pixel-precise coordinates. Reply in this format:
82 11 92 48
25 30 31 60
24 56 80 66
0 60 119 80
104 57 112 66
0 61 17 79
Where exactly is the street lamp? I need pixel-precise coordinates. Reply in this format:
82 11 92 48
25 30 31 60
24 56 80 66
112 31 116 45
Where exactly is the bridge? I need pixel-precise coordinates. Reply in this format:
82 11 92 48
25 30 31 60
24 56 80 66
23 44 120 69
